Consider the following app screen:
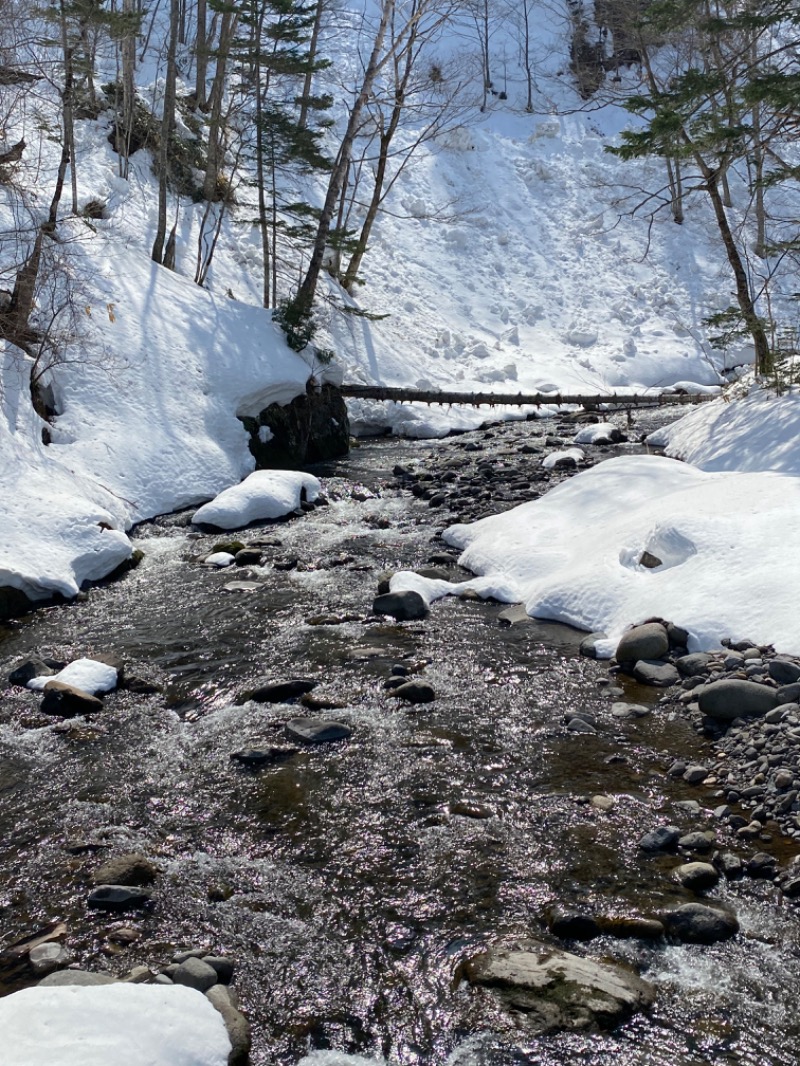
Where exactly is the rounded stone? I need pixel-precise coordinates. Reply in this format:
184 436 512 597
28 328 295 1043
616 623 669 663
663 903 739 944
674 862 720 891
698 679 779 720
172 956 219 992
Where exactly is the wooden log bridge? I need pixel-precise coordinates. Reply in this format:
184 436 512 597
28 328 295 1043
340 384 716 410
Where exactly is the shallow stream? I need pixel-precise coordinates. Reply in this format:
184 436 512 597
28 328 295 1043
1 414 799 1065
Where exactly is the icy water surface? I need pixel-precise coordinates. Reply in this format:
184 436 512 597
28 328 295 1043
1 415 800 1066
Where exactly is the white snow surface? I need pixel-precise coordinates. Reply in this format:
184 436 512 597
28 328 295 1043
391 442 800 657
0 984 231 1066
27 658 118 694
192 470 321 529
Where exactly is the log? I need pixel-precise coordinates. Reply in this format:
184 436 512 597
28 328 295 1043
340 385 716 410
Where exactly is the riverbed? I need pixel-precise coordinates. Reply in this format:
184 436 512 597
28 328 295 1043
1 411 799 1066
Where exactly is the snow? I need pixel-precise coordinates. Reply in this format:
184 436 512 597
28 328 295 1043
573 422 619 444
192 470 321 529
27 658 118 694
390 443 800 657
0 984 231 1066
542 447 584 469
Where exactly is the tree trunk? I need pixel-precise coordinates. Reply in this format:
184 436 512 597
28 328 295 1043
152 0 179 264
202 10 237 203
297 0 324 131
293 0 395 318
195 0 208 108
119 0 137 176
58 0 78 215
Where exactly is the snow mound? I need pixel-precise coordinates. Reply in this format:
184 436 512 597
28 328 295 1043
0 984 231 1066
192 470 321 529
542 447 584 469
27 658 118 694
649 390 800 474
573 422 621 444
391 454 800 656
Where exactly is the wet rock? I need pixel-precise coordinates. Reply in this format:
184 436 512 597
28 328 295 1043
769 659 800 685
663 903 738 944
566 717 597 734
28 942 71 975
238 678 317 703
716 852 744 879
674 862 720 891
389 680 436 704
698 679 779 720
284 718 352 743
633 660 679 687
92 853 158 887
678 832 714 853
38 969 115 987
207 984 251 1066
463 938 654 1032
611 702 649 719
745 852 778 880
372 590 428 621
40 681 104 716
546 910 601 941
223 580 262 593
639 826 681 852
616 623 669 663
579 632 607 659
676 653 712 678
172 956 218 992
776 682 800 704
204 957 234 984
9 657 61 687
230 746 298 768
596 916 664 940
682 764 709 785
87 885 152 912
234 547 262 566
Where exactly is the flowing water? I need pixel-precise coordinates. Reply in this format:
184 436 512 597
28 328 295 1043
1 417 799 1066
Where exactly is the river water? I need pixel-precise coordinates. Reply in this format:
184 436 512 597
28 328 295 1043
1 413 799 1066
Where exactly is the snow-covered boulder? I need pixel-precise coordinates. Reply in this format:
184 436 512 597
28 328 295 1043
27 658 118 694
192 470 321 530
0 983 231 1066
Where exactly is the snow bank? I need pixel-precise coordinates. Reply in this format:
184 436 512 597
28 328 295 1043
192 470 321 529
391 454 800 656
0 984 230 1066
649 389 800 474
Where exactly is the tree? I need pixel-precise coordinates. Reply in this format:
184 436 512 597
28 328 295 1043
151 0 180 266
608 0 800 374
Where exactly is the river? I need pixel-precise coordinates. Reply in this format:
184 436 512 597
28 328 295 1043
1 411 799 1066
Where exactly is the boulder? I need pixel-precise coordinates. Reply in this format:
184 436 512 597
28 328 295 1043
633 660 679 687
172 956 218 993
87 885 152 912
579 632 607 659
698 679 778 720
372 590 428 621
663 903 738 944
284 718 352 744
207 984 251 1066
769 659 800 685
38 969 115 987
463 939 654 1032
238 678 316 703
40 681 103 716
389 680 436 704
92 853 158 887
639 826 681 852
8 657 61 687
676 653 712 678
616 623 669 663
673 862 720 891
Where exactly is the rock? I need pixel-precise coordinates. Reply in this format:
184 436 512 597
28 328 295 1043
566 717 597 734
203 957 234 984
9 657 61 687
243 381 349 468
238 678 317 703
172 956 218 992
372 590 428 621
92 853 158 887
698 679 779 720
776 682 800 704
207 983 251 1066
40 681 104 716
230 746 298 767
591 795 615 811
716 852 744 879
120 965 153 983
667 623 690 649
38 969 115 986
285 718 352 743
463 939 654 1032
87 885 152 912
663 903 738 944
639 826 681 852
579 632 607 659
633 660 679 687
676 653 712 678
596 916 664 940
546 910 601 940
498 605 532 626
234 548 262 566
616 623 669 663
678 831 714 852
389 680 436 704
611 703 649 719
674 862 720 891
682 764 709 785
769 659 800 685
745 852 778 879
28 942 71 975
